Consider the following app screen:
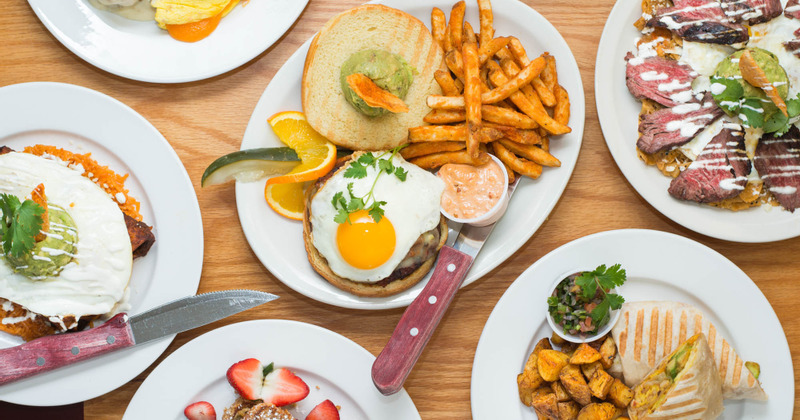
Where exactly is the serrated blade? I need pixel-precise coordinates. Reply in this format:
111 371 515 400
129 290 278 344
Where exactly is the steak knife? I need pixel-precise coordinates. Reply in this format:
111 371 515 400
0 289 278 385
372 178 521 395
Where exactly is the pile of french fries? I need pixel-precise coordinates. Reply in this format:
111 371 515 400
518 335 635 420
401 0 571 182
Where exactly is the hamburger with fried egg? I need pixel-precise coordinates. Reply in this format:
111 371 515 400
0 146 154 341
301 4 445 151
303 151 447 297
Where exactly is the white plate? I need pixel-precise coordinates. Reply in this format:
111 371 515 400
27 0 309 83
595 3 800 243
123 319 420 419
471 229 793 419
0 82 204 405
236 0 585 310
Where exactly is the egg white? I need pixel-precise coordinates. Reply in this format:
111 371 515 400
310 154 444 283
0 152 132 318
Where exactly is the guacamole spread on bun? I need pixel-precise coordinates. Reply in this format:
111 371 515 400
340 49 414 117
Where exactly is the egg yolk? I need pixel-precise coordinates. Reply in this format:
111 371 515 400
166 13 222 43
336 210 396 270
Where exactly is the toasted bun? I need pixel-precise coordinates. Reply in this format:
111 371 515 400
302 4 444 151
302 154 447 297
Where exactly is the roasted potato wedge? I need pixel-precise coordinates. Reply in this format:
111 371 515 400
588 369 615 399
577 402 617 420
559 364 592 406
570 343 602 365
550 380 571 402
558 401 581 420
599 336 616 369
607 378 634 408
532 389 559 419
538 349 570 382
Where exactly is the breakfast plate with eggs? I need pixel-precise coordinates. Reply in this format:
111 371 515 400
596 0 800 242
26 0 309 83
123 319 421 419
235 0 585 309
0 82 203 405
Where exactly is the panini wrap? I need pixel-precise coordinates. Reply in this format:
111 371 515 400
629 334 723 420
611 301 766 400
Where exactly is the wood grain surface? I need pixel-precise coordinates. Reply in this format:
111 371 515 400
0 0 798 419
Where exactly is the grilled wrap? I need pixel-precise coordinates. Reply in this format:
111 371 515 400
611 301 766 400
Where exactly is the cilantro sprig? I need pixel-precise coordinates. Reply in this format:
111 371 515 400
710 76 800 136
331 146 407 224
547 264 627 336
0 193 44 258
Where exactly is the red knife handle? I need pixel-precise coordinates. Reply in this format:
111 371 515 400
0 313 134 386
372 245 473 395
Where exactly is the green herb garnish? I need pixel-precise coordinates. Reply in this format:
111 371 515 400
710 76 800 135
0 193 45 258
547 264 627 336
331 146 407 224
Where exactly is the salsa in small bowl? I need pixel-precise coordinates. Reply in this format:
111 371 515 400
546 264 627 343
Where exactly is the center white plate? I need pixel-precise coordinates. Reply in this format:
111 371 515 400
236 0 585 310
471 229 793 419
123 319 421 419
595 2 800 243
0 82 204 406
27 0 309 83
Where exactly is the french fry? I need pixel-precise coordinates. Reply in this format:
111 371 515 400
409 149 490 169
449 1 466 51
426 95 467 110
554 84 571 126
507 38 556 107
477 0 494 48
409 125 466 142
484 122 542 145
503 161 516 184
423 109 466 124
401 141 465 159
498 139 560 167
492 141 543 179
462 40 482 159
463 21 477 44
431 7 447 51
482 105 538 129
346 73 409 113
541 135 550 152
444 20 453 52
434 69 461 96
477 36 510 64
482 56 545 104
477 126 504 143
445 49 465 81
541 54 558 94
487 64 571 135
499 55 556 108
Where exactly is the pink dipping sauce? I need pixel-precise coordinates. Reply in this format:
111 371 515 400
438 160 505 219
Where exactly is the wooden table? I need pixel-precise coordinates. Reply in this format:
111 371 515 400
1 0 798 418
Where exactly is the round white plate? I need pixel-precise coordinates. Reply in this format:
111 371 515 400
236 0 585 310
123 319 420 419
595 3 800 243
27 0 309 83
471 229 793 419
0 82 204 405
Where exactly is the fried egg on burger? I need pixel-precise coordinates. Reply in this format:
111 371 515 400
303 152 447 297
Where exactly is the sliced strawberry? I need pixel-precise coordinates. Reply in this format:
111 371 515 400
226 358 265 400
306 400 339 420
260 367 310 406
184 401 216 420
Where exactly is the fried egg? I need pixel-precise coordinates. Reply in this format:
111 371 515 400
309 154 444 283
151 0 240 42
0 152 132 318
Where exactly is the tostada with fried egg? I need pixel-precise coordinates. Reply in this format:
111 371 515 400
0 145 153 341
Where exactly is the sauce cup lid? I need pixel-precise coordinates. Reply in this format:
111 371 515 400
438 154 510 227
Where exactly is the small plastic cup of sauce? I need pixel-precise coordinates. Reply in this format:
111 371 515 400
436 154 510 227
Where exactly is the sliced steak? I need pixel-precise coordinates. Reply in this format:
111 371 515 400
668 123 750 203
785 37 800 59
0 146 12 155
626 53 699 107
753 125 800 211
638 93 724 154
647 0 749 44
720 0 783 24
785 0 800 19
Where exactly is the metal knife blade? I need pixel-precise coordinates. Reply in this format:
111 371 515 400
0 290 278 386
372 178 521 395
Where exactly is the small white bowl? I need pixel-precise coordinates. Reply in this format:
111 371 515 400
545 269 621 344
438 154 510 227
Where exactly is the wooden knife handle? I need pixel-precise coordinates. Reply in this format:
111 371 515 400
372 245 473 395
0 313 134 386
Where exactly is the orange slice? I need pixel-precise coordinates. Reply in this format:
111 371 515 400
265 111 337 186
265 181 308 220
